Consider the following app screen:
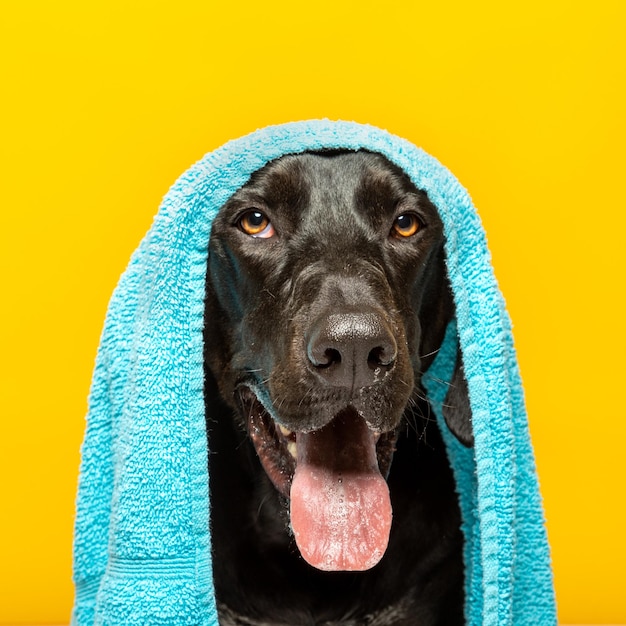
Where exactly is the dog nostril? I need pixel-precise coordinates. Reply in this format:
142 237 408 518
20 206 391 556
367 346 394 370
308 342 342 368
318 348 341 368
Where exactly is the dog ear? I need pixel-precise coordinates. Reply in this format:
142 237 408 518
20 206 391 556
442 349 474 447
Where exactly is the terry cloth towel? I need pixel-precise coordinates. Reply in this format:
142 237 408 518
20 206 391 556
72 120 556 625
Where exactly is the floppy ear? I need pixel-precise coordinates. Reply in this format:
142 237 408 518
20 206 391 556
442 348 474 447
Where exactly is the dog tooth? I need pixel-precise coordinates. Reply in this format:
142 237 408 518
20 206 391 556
278 425 292 437
287 441 297 459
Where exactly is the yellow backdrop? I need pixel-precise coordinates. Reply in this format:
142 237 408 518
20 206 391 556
1 1 624 623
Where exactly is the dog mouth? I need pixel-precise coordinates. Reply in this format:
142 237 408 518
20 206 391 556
239 386 399 572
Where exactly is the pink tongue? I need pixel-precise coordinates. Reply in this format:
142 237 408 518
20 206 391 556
290 410 392 571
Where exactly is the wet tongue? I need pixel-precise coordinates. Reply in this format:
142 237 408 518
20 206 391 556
290 409 392 571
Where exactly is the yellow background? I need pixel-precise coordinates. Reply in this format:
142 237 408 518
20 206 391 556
1 1 624 623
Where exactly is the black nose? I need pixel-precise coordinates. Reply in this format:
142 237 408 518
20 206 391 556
306 310 397 389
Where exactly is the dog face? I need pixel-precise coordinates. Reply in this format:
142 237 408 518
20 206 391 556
205 151 464 573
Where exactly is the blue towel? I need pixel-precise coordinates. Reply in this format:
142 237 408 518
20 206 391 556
72 120 556 625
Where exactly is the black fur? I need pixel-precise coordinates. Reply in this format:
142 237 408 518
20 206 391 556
204 152 471 625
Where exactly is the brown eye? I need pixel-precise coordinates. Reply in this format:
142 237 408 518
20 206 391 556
392 213 421 238
238 210 275 238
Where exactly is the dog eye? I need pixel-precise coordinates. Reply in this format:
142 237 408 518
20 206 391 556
391 213 421 238
238 210 275 239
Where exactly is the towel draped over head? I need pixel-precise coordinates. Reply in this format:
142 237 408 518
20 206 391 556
72 120 556 625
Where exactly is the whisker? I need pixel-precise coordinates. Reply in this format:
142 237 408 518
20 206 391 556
422 372 453 388
253 493 272 524
298 386 315 408
419 347 441 360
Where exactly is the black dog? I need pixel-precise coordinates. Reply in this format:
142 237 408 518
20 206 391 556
203 151 472 625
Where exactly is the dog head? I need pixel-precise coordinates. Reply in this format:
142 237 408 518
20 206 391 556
204 151 471 571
